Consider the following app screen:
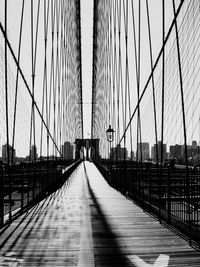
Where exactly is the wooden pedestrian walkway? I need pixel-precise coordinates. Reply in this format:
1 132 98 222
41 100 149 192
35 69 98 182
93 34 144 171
0 161 199 266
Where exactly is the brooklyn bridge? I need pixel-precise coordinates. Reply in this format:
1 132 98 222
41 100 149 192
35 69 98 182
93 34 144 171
0 0 200 266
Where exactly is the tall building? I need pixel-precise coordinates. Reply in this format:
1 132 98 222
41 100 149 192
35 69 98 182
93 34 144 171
110 144 128 160
192 140 197 147
30 145 38 161
2 143 16 162
62 141 73 160
151 141 167 162
137 142 149 161
170 144 184 163
130 150 135 160
187 140 199 159
169 141 200 165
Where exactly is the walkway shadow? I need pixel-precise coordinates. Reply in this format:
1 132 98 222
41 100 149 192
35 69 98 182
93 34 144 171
0 182 66 258
84 163 134 267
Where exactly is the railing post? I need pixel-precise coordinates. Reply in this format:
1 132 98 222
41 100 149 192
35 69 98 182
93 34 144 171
33 165 36 201
158 165 162 223
167 165 171 224
21 167 24 213
123 158 127 196
148 165 152 204
8 167 12 223
27 165 30 204
0 164 4 227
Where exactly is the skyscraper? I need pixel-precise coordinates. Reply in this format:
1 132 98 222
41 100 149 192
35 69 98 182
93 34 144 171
29 145 38 161
137 142 149 161
151 141 167 162
2 143 16 162
110 144 128 160
62 142 73 160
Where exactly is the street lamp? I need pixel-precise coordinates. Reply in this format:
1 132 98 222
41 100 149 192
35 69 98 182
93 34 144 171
106 125 115 143
106 125 114 184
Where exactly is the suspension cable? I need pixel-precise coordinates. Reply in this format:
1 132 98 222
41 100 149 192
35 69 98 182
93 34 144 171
118 0 186 146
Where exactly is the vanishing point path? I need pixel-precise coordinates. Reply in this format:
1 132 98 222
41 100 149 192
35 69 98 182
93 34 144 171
0 161 199 266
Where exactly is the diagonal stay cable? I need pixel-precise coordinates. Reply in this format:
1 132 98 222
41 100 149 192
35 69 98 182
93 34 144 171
0 21 62 157
12 0 25 164
118 0 186 146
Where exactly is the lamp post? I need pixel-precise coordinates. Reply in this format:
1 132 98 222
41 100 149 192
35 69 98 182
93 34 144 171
106 125 115 143
106 125 114 183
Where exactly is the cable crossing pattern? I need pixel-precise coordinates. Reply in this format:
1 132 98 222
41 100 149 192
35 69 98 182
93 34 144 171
91 0 200 245
0 0 83 224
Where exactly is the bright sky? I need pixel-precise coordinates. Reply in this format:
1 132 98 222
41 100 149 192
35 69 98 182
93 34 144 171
1 0 199 157
81 0 93 139
0 0 95 156
0 0 173 150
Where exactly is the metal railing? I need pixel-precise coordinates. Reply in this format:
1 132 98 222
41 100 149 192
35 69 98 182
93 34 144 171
94 159 200 245
0 159 82 226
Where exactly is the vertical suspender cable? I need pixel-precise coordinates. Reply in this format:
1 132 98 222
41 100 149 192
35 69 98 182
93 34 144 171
57 0 62 154
30 0 39 199
161 0 165 166
30 0 34 163
49 0 55 157
59 0 63 153
131 0 141 162
123 0 127 161
78 0 83 140
91 0 96 140
46 0 50 159
172 0 190 238
123 0 129 191
137 0 142 162
145 0 159 166
0 21 62 157
40 0 48 158
113 0 120 147
53 0 58 158
4 0 9 164
160 0 165 222
117 0 125 148
4 0 11 222
118 1 185 146
110 1 115 134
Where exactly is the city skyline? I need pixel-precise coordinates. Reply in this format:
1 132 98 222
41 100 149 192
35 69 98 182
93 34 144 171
1 138 200 164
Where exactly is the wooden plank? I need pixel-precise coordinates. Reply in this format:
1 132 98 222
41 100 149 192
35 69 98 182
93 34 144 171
77 167 94 267
85 161 200 267
0 161 199 266
0 168 83 266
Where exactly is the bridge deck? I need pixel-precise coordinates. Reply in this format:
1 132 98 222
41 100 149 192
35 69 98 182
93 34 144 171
0 161 199 266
